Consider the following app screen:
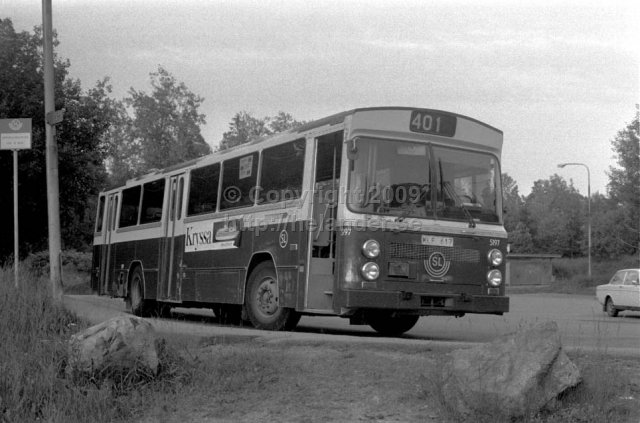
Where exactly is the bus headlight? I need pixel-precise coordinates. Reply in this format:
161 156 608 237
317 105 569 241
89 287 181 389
362 239 381 259
487 249 503 266
487 269 502 287
361 262 380 281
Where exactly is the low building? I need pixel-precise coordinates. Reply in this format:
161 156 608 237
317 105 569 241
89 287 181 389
506 254 561 286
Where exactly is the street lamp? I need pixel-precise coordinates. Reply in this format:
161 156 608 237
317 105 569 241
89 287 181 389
557 162 591 279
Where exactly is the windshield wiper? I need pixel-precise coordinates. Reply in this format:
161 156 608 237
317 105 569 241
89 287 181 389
443 182 476 228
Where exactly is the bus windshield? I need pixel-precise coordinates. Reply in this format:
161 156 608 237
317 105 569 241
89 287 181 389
348 138 500 223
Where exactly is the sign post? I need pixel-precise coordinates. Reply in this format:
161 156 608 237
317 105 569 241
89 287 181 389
0 118 32 288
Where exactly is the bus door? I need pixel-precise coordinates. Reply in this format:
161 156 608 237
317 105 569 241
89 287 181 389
159 174 185 302
98 193 118 295
306 132 342 311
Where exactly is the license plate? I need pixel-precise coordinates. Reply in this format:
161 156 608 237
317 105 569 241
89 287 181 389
421 235 454 247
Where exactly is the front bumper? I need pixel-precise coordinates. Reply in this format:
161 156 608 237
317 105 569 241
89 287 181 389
341 289 509 315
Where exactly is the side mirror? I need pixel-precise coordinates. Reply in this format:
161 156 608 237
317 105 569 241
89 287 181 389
347 137 359 160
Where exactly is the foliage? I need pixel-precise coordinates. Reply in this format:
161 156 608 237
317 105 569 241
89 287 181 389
607 115 639 255
0 19 110 260
524 174 584 256
123 66 211 175
217 110 306 150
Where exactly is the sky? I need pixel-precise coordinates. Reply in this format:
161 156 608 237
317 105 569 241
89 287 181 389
3 0 639 196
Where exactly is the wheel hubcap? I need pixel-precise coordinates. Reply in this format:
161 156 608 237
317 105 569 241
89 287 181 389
256 277 278 316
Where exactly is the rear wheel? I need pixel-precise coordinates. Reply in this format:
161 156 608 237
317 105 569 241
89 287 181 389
605 297 618 317
367 312 419 336
245 262 300 331
127 267 150 316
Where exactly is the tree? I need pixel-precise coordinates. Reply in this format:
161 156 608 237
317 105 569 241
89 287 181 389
124 66 210 173
607 115 639 255
502 173 524 232
590 193 636 258
218 111 306 151
524 174 585 256
0 19 111 258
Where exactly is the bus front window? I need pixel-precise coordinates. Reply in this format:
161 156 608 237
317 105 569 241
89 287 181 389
347 139 500 223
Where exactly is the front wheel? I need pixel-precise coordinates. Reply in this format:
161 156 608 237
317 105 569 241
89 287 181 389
605 297 618 317
245 262 300 331
368 312 420 336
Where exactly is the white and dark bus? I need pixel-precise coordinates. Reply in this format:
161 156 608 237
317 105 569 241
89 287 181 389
92 107 508 335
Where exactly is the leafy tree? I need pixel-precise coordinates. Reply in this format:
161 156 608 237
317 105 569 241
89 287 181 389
124 66 210 173
524 174 585 256
502 173 524 232
590 193 636 258
607 115 639 255
509 222 535 253
218 110 306 151
0 19 111 258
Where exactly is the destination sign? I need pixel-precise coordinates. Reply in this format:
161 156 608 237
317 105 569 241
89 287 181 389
409 110 456 137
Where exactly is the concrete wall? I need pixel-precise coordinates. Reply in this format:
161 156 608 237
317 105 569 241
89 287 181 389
506 255 560 286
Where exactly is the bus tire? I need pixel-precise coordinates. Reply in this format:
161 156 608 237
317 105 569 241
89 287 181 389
367 312 419 336
127 267 149 316
245 262 300 331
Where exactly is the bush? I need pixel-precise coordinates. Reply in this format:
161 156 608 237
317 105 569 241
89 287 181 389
24 250 93 277
552 255 639 289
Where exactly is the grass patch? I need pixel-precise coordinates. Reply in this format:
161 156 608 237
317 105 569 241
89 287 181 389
0 264 193 422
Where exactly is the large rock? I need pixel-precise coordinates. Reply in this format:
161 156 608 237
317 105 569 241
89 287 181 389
67 315 159 376
440 321 581 420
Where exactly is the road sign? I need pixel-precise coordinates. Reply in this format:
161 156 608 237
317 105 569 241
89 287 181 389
0 118 32 150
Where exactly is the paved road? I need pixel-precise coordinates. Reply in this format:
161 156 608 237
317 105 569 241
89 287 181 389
63 293 639 355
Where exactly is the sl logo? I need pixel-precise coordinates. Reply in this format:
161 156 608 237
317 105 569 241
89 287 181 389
424 252 450 278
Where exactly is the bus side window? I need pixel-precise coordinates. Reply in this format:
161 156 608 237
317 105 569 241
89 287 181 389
258 139 306 204
96 195 106 233
140 179 165 224
119 186 141 228
187 163 220 216
220 152 259 210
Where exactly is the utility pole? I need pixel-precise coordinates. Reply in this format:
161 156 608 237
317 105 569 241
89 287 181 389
42 0 63 301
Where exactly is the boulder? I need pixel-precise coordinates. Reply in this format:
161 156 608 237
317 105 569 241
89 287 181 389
67 315 159 376
440 321 581 420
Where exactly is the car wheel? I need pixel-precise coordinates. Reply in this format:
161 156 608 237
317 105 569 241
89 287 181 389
605 297 618 317
245 262 300 331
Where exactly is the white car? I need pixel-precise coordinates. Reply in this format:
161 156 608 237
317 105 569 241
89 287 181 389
596 269 640 317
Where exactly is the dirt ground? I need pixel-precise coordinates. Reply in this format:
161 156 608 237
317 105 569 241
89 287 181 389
136 335 640 423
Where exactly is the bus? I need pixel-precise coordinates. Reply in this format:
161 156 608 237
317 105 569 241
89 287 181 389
92 107 508 335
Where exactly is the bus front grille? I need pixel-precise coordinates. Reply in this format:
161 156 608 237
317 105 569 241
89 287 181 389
388 242 480 263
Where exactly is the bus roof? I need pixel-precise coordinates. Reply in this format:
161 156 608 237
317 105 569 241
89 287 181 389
104 106 502 191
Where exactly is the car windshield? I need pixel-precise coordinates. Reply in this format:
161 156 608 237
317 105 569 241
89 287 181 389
347 138 500 223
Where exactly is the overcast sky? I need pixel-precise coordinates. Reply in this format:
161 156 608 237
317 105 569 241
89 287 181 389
4 0 639 195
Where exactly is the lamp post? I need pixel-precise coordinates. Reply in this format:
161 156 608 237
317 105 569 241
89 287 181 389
557 162 591 279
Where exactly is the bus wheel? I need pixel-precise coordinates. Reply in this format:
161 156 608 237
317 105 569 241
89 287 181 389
367 312 419 336
127 267 148 316
245 262 300 331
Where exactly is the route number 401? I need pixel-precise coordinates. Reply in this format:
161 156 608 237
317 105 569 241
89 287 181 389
489 239 501 247
408 110 456 137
